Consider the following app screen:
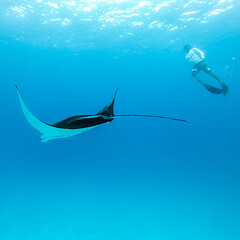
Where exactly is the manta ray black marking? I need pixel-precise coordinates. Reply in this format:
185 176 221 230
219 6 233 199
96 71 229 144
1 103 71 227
16 85 188 143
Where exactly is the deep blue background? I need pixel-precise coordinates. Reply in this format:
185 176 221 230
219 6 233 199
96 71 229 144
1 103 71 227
0 1 240 239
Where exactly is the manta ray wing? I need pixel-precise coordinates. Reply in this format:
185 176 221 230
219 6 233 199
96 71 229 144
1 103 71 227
15 86 103 143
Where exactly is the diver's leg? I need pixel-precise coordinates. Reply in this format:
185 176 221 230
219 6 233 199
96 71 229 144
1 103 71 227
203 65 223 84
204 66 229 95
208 71 223 84
192 70 203 83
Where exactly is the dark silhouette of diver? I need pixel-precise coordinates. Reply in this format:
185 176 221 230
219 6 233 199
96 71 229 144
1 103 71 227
184 44 229 96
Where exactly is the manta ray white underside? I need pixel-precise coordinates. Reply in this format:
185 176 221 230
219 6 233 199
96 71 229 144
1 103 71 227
16 87 107 143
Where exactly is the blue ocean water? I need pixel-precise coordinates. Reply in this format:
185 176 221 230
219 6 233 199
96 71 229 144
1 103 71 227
1 0 240 239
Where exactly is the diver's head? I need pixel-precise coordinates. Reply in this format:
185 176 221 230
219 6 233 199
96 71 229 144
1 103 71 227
184 44 191 53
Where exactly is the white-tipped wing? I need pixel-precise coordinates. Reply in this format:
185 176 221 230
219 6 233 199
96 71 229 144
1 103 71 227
16 86 58 134
16 86 100 143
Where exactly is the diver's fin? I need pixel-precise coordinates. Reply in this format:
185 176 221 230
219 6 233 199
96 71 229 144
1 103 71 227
201 82 223 94
221 83 229 96
97 88 118 117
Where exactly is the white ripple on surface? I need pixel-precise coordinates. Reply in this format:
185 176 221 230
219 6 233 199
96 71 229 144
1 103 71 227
182 11 198 16
3 0 238 48
6 0 235 26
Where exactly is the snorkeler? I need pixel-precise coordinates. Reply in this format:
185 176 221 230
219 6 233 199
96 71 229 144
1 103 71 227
184 44 229 96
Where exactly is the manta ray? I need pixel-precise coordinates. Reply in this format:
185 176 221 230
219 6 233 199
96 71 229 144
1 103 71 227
16 85 188 143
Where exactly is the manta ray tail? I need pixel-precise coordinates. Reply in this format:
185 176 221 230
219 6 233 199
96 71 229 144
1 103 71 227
96 88 188 123
97 88 118 117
